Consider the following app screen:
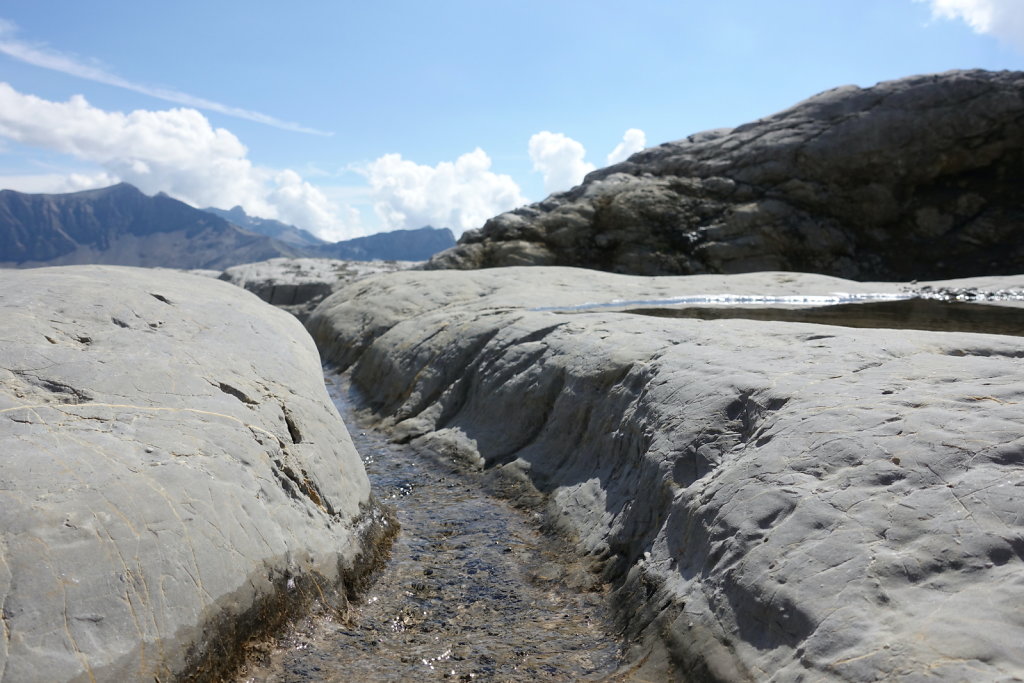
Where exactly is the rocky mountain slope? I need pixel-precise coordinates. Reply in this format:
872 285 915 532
429 69 1024 280
0 183 304 269
204 205 327 248
314 225 456 262
204 206 456 262
0 184 457 270
308 267 1024 681
0 266 392 681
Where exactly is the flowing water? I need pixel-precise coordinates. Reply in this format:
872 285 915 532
538 294 1024 337
237 373 627 682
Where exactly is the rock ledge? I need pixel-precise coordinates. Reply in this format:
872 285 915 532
0 266 392 682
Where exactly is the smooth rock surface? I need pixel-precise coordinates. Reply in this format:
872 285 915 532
308 266 1024 681
429 70 1024 280
218 257 415 321
0 266 389 682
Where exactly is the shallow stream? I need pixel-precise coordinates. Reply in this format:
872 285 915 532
237 374 627 682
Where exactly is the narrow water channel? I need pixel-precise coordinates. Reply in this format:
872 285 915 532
237 372 627 682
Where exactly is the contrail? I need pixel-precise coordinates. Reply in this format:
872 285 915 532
0 19 333 136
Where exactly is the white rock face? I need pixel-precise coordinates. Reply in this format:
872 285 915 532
308 266 1024 681
0 266 387 682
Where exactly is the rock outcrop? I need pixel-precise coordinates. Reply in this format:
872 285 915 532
218 257 414 321
308 266 1024 681
0 266 392 682
429 70 1024 280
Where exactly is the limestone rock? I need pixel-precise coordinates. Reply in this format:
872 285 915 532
308 266 1024 681
428 70 1024 280
218 257 415 321
0 266 389 682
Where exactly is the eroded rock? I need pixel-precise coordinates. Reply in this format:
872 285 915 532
428 70 1024 280
308 266 1024 681
218 257 414 321
0 266 392 682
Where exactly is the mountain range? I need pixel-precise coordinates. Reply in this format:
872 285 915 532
207 204 459 262
203 205 326 248
0 183 455 269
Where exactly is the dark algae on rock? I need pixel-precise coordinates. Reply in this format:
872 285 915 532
429 70 1024 281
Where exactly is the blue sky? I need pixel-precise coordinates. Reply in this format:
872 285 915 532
0 0 1022 240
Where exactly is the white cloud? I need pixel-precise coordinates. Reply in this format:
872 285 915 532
0 19 330 135
917 0 1024 50
606 128 647 165
363 148 526 235
0 171 116 194
267 169 364 242
0 82 364 240
528 131 595 194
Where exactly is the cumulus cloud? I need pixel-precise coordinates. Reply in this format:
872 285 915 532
0 82 362 239
363 148 526 235
917 0 1024 51
528 131 596 194
0 19 330 135
0 171 116 194
606 128 647 165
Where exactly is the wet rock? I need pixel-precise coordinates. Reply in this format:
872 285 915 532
0 266 389 682
219 257 415 321
308 266 1024 681
428 70 1024 280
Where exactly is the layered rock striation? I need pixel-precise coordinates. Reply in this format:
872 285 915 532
0 266 392 682
429 70 1024 280
308 266 1024 681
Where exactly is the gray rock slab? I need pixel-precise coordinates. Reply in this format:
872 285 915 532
308 266 1024 681
0 266 387 682
428 70 1024 281
219 257 415 320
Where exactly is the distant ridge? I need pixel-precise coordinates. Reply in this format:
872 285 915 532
0 183 457 269
203 205 457 261
315 226 456 262
0 183 301 269
203 205 326 248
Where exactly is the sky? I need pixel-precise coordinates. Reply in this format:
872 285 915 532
0 0 1022 242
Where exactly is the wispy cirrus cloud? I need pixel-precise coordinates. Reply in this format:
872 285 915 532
0 18 332 136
